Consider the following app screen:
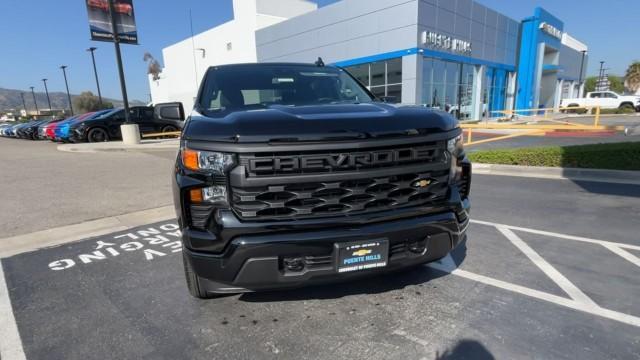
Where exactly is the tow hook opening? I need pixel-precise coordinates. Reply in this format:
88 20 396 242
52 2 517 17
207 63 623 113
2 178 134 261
408 236 429 254
283 257 305 272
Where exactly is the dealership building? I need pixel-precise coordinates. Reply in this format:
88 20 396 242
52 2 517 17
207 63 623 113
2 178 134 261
149 0 588 120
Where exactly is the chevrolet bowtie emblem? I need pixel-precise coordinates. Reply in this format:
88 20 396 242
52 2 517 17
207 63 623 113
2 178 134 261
412 179 432 188
352 249 372 256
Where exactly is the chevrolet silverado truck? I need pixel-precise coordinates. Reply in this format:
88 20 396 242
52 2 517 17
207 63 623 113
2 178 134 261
174 62 471 298
560 91 640 112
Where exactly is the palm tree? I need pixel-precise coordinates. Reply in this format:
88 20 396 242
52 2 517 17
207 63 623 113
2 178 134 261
624 61 640 95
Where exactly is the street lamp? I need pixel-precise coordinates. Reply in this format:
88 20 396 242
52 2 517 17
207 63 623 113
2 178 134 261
29 86 39 115
42 78 52 111
578 50 586 97
60 65 74 115
86 47 103 105
20 93 27 115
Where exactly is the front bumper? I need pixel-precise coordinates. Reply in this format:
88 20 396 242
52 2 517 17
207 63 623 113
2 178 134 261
182 191 470 293
68 128 88 143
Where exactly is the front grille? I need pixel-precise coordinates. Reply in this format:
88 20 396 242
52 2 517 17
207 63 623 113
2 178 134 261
230 141 451 220
303 255 332 269
232 169 449 219
241 143 442 177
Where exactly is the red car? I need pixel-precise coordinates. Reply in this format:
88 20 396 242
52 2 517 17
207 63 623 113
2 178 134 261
44 116 75 141
87 0 133 16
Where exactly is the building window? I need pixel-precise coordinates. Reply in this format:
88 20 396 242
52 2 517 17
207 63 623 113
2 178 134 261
343 58 403 102
422 58 468 118
483 68 509 118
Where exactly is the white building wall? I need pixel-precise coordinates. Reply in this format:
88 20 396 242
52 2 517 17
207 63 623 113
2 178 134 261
148 0 316 112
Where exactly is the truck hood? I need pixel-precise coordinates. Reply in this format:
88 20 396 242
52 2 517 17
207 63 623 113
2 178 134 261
183 103 458 143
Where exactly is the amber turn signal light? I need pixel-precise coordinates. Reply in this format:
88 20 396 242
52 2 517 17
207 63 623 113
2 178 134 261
189 188 203 203
182 149 199 171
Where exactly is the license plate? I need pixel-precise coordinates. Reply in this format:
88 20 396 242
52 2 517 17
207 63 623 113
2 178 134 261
336 240 388 273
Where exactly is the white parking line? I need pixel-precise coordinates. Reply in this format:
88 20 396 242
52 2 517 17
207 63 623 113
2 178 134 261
470 219 640 251
495 225 598 306
599 243 640 268
428 257 640 328
0 260 26 360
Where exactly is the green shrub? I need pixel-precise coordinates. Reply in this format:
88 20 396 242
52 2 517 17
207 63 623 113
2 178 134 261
599 107 636 115
468 142 640 170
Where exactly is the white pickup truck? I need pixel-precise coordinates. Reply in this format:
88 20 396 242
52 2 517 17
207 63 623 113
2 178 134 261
560 91 640 112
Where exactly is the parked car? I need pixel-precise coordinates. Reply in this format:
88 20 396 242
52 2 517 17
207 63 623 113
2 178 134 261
54 112 101 142
560 91 640 112
0 122 16 137
55 110 113 142
17 120 49 140
37 118 65 139
45 116 76 141
69 104 185 142
13 121 36 139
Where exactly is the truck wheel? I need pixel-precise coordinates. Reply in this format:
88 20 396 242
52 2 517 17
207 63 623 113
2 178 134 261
161 125 178 138
619 103 635 112
566 104 580 113
182 251 219 299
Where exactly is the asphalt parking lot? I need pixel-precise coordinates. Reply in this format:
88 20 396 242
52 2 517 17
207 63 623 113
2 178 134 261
1 171 639 359
0 138 176 237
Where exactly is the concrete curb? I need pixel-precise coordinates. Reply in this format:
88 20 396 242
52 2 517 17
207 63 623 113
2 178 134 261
473 163 640 185
0 206 175 258
57 140 179 153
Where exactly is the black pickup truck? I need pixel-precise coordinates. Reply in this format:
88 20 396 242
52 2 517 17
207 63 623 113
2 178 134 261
174 62 471 298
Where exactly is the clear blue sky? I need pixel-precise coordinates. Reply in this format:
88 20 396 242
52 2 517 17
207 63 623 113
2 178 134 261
0 0 637 101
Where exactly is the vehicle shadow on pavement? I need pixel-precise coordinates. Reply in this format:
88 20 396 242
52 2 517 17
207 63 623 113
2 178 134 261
435 339 495 360
570 179 640 198
239 237 468 303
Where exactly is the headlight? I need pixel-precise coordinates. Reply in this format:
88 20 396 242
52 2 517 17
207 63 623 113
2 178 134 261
448 133 464 183
447 134 463 154
181 149 236 174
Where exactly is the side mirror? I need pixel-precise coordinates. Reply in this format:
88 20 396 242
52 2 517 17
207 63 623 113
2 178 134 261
155 102 185 121
379 96 397 103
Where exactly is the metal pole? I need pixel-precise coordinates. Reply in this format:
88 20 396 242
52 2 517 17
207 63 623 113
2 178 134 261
29 86 39 115
87 47 103 105
578 51 586 97
108 0 131 123
60 66 74 115
597 61 604 91
20 93 27 114
42 78 52 111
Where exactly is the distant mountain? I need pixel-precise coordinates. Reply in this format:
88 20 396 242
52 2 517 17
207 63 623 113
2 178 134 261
0 87 146 112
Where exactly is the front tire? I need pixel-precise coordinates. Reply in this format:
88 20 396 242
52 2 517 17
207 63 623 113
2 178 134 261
87 128 109 143
182 251 220 299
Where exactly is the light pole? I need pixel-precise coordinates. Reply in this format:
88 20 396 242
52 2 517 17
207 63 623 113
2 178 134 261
597 61 605 91
20 93 27 115
87 47 103 105
42 78 52 111
29 86 39 115
107 0 131 123
60 65 74 115
578 50 586 97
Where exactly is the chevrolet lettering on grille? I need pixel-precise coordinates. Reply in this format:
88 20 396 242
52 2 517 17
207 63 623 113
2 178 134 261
248 146 437 172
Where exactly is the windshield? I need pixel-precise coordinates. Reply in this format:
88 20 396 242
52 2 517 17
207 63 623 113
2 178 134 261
198 64 374 115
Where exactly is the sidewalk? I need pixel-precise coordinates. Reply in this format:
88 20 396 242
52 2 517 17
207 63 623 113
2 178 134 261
57 139 179 153
473 163 640 185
